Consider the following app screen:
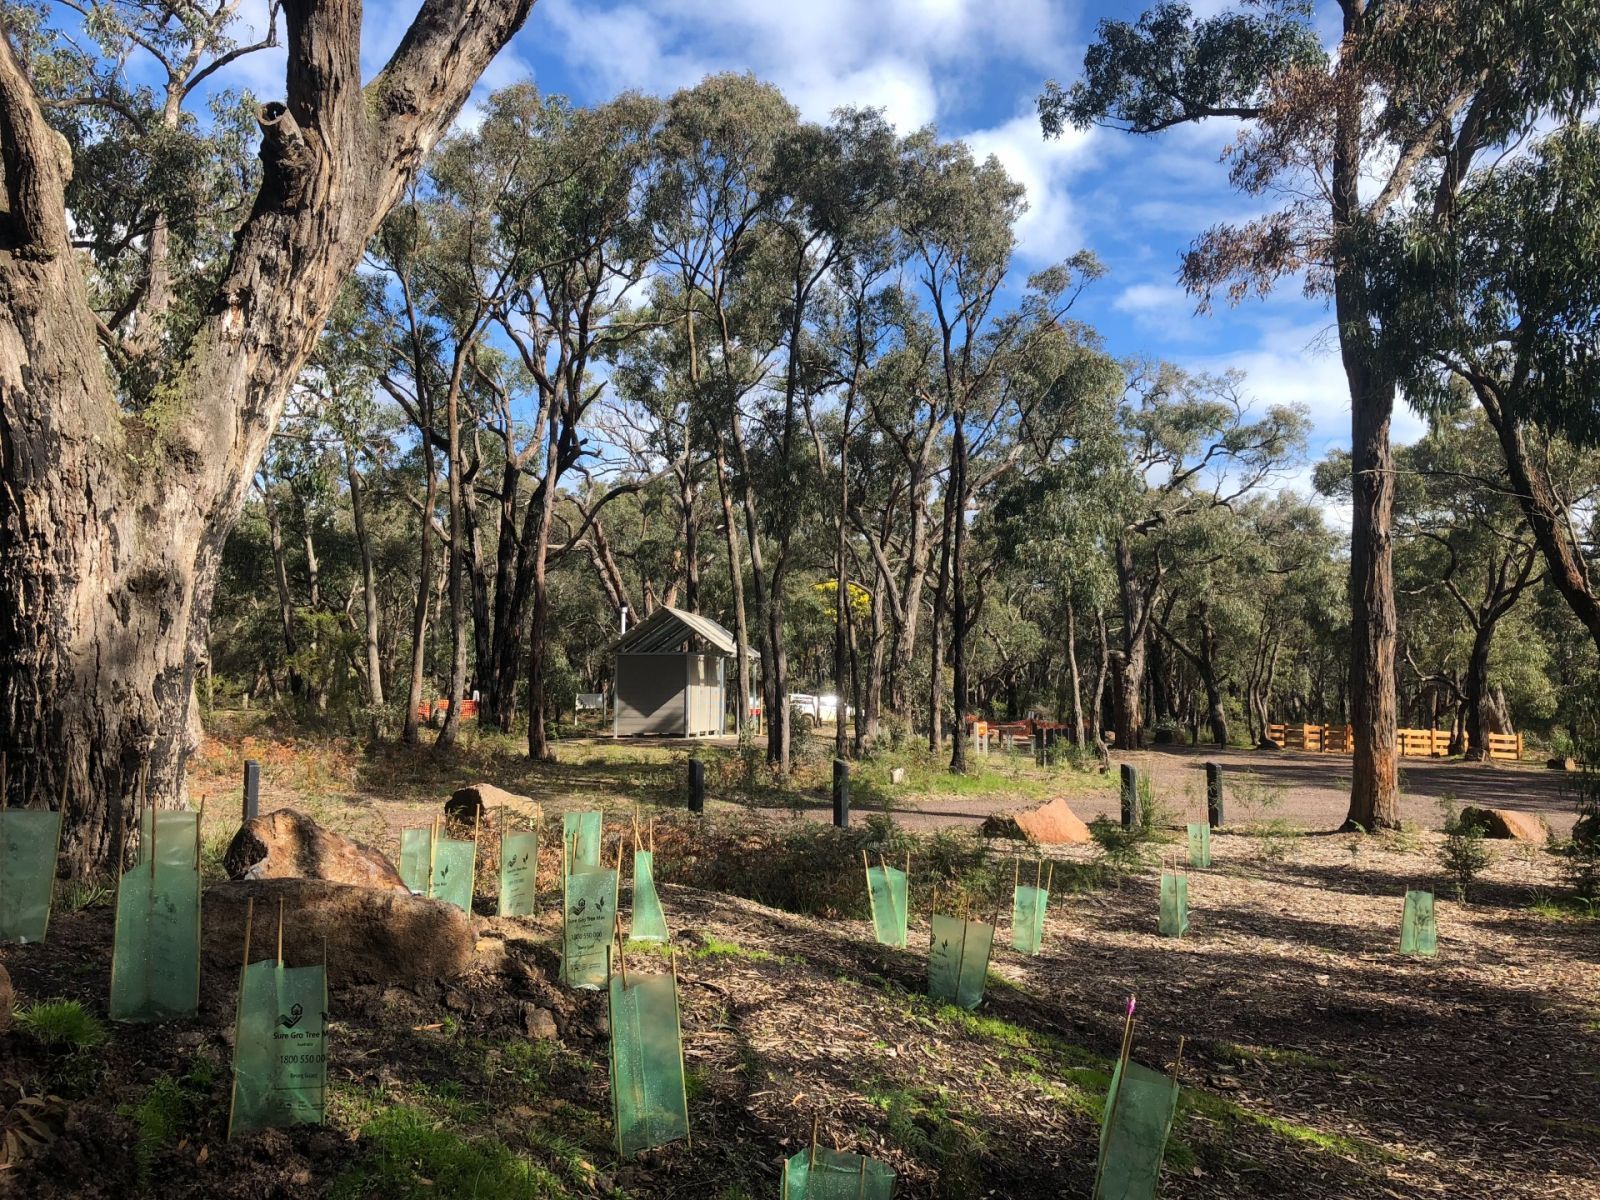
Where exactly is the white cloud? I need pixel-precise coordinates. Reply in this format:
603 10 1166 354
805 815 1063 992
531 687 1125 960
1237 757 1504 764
965 110 1096 264
534 0 1074 127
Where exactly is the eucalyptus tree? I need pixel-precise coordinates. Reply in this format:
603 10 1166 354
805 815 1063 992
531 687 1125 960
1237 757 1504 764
647 73 798 752
1368 122 1600 668
422 86 660 756
1 0 535 861
1043 0 1600 827
1320 412 1543 757
1110 364 1307 749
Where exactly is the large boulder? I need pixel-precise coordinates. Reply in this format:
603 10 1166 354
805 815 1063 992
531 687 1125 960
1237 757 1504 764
224 808 406 891
1459 806 1547 844
446 783 540 827
981 795 1092 845
202 878 475 987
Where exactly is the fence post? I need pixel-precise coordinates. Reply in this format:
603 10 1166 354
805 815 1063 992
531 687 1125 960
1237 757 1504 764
1205 762 1224 828
687 759 705 815
242 760 260 822
1034 729 1045 768
1120 764 1139 831
832 759 850 828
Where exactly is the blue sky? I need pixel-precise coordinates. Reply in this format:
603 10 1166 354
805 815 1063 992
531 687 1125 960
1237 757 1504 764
216 0 1427 503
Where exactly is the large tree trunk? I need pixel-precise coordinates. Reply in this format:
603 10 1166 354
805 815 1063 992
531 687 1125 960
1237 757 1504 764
1064 599 1085 747
713 442 753 736
525 405 562 762
436 360 469 749
1112 536 1150 749
948 414 968 773
0 0 536 872
1343 369 1399 827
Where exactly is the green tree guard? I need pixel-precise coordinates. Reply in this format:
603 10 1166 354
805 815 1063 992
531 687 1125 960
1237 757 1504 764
228 902 328 1139
1093 1057 1180 1200
429 834 477 914
109 809 202 1021
562 866 618 988
563 811 602 874
1186 823 1211 868
0 809 62 944
781 1145 896 1198
1158 871 1189 938
629 849 669 943
498 829 538 917
863 852 908 948
398 826 431 894
927 913 995 1010
609 965 690 1156
1400 890 1438 957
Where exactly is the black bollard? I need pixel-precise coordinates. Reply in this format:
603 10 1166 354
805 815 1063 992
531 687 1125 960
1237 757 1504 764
833 759 850 828
243 759 260 822
1205 762 1224 828
1120 763 1139 830
1034 728 1045 768
688 759 705 815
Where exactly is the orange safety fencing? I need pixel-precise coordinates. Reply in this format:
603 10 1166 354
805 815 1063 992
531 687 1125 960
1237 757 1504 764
1266 723 1522 761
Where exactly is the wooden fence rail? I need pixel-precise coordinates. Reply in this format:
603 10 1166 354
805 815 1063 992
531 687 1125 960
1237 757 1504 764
1265 724 1522 762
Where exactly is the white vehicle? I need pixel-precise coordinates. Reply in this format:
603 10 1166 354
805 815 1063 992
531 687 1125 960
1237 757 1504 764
787 693 849 728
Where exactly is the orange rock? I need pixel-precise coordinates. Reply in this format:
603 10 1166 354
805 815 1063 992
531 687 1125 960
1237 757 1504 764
981 795 1092 844
1460 805 1547 844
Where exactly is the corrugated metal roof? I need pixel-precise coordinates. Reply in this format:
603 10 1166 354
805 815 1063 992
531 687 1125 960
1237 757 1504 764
613 605 736 656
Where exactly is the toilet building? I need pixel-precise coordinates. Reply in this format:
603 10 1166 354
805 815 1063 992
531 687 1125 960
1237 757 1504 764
611 605 734 737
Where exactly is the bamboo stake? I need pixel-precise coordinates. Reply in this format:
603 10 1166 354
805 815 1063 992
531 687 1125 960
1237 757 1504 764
276 896 285 967
195 794 207 870
810 1114 819 1169
1035 857 1042 889
429 817 439 899
227 896 257 1140
1092 997 1139 1200
149 799 158 880
862 850 878 937
241 896 257 973
856 1153 868 1199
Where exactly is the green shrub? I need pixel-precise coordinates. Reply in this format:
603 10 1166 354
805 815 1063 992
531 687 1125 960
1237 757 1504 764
1437 799 1492 902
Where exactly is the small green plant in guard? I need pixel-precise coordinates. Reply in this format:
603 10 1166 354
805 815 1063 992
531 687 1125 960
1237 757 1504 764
563 836 620 989
629 817 669 943
227 897 328 1139
927 904 995 1011
1158 865 1189 938
1009 857 1053 956
0 805 63 944
1186 823 1211 869
864 850 909 948
1399 889 1437 957
110 805 203 1022
608 945 690 1157
781 1125 896 1199
1092 997 1181 1200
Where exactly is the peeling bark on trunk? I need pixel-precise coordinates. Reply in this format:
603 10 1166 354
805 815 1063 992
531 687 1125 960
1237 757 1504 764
0 0 537 872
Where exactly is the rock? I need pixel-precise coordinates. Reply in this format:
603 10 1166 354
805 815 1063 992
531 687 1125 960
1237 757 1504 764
521 1003 558 1040
1153 728 1179 746
1547 756 1578 772
0 963 12 1035
202 878 474 987
223 808 406 892
446 783 539 827
1459 806 1547 844
889 768 906 785
980 795 1092 845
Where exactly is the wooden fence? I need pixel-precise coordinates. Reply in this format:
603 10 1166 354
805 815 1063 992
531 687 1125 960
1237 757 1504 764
1266 723 1522 762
